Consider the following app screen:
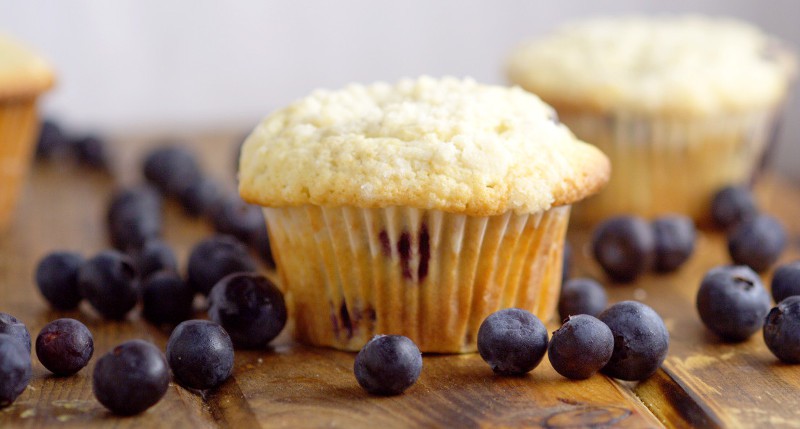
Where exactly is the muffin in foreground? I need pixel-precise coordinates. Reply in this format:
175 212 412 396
507 16 797 225
0 35 54 232
239 77 609 352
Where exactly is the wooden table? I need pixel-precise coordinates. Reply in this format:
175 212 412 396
1 132 799 428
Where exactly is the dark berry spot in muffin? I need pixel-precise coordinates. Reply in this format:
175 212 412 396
340 303 353 339
398 231 412 281
379 231 392 257
418 224 430 283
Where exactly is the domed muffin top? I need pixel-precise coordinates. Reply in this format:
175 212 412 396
239 76 609 216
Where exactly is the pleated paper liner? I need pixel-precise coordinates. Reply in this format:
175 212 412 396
264 204 569 353
559 107 782 226
0 97 38 233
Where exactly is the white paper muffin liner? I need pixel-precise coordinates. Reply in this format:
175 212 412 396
264 204 570 353
0 97 38 233
559 107 783 225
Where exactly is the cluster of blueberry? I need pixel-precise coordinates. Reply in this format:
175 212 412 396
35 120 111 171
477 302 668 382
2 247 287 414
712 186 786 272
129 144 274 268
591 214 696 283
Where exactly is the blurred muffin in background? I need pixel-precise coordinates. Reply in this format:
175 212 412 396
507 16 797 225
0 34 54 232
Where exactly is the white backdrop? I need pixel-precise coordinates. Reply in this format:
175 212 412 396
1 0 799 178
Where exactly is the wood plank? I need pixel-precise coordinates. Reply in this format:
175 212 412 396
5 131 799 427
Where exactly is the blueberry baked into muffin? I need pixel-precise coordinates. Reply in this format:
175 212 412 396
239 76 609 352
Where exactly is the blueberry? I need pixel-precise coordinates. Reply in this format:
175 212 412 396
209 194 265 244
558 278 608 320
106 186 163 251
178 176 223 217
208 272 287 349
187 235 257 296
652 215 696 272
477 308 549 375
599 301 669 381
166 320 234 390
696 266 771 342
0 334 31 408
35 251 84 310
35 318 93 376
133 239 177 279
354 335 422 395
142 145 202 196
591 216 655 282
0 313 31 354
71 134 110 171
727 214 786 272
35 119 68 160
141 271 194 326
711 186 758 231
764 296 800 363
772 261 800 303
562 242 572 282
547 315 614 380
249 222 275 268
92 340 169 415
77 250 139 320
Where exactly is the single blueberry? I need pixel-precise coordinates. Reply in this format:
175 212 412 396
35 119 68 160
166 320 234 390
591 216 655 282
711 186 758 231
141 271 195 326
599 301 669 381
477 308 548 376
208 194 265 244
35 318 93 376
178 176 223 217
142 145 202 196
0 313 31 354
558 278 608 320
35 251 84 310
728 214 786 272
0 334 31 408
106 186 163 251
696 265 771 342
71 134 111 171
548 315 614 380
77 251 139 320
208 272 287 349
187 235 257 296
772 261 800 303
133 239 178 280
652 215 696 272
764 296 800 363
354 335 422 395
92 340 169 415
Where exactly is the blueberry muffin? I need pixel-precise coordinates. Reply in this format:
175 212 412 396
239 76 609 352
0 34 54 232
508 16 797 225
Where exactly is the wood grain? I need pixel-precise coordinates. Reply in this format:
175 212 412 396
0 131 798 428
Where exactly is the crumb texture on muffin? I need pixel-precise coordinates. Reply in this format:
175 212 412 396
507 16 797 116
0 35 54 99
239 77 609 216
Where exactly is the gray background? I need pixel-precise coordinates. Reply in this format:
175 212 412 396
1 0 798 179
